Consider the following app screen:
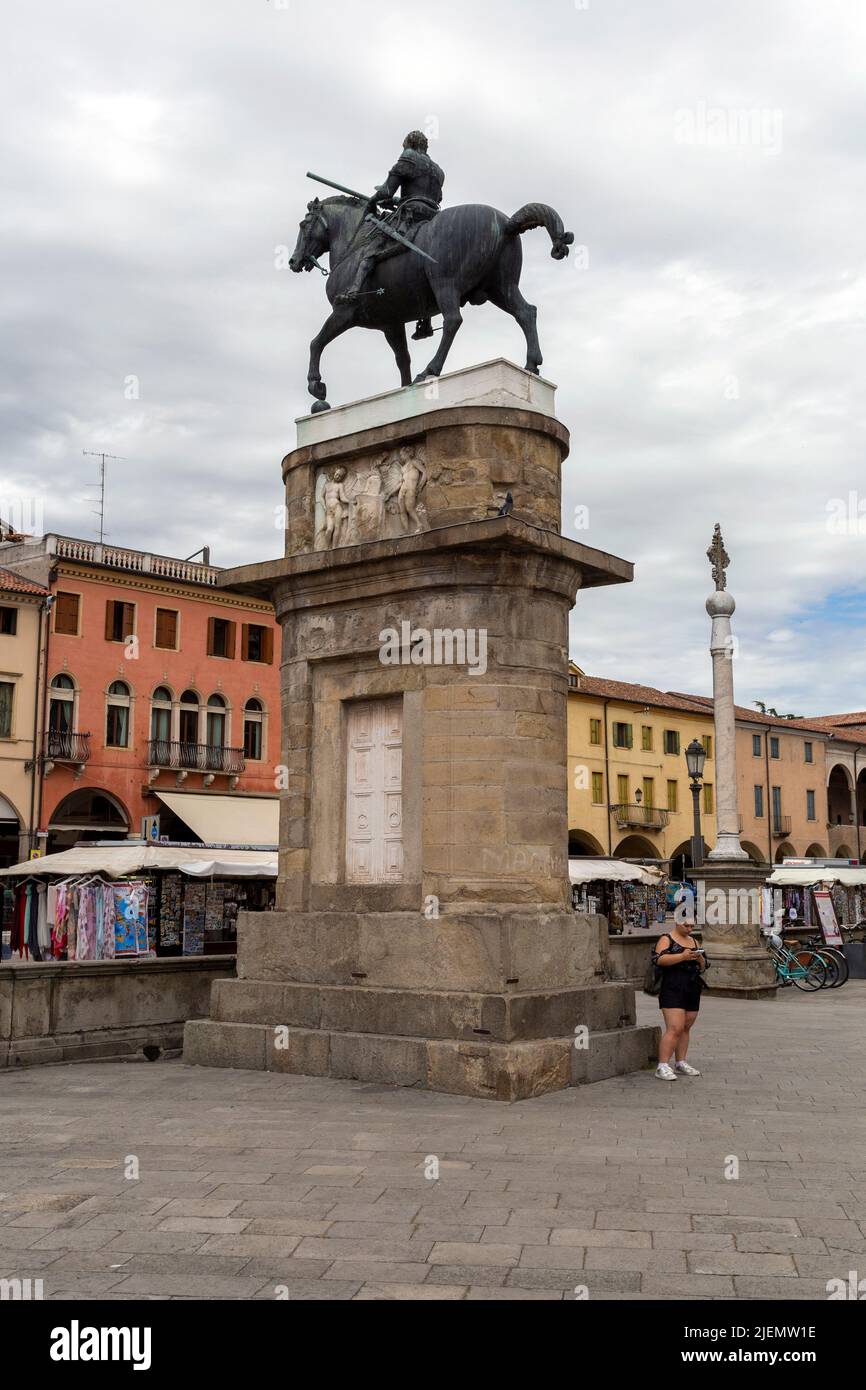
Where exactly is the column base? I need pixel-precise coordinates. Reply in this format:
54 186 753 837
694 860 778 1000
182 909 660 1100
183 1017 660 1102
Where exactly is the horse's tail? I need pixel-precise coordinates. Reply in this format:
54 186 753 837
504 203 574 260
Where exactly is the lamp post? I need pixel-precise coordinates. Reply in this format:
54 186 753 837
685 739 706 870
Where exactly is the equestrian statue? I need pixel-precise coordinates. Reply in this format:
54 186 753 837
289 130 574 413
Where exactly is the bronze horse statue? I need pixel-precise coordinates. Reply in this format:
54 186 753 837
289 196 574 412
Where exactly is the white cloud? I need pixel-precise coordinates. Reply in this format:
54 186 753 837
1 0 864 713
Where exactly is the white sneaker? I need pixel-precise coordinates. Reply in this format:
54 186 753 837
675 1061 701 1077
655 1063 678 1081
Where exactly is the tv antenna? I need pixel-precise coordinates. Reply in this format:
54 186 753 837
82 450 125 543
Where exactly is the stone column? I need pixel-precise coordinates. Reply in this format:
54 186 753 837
697 524 777 998
706 524 748 862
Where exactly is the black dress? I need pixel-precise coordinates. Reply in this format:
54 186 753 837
653 934 704 1011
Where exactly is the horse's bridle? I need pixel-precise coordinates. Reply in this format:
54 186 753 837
298 203 330 275
298 198 373 278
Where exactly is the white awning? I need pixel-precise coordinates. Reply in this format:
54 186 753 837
154 792 278 847
0 794 20 823
179 858 277 879
569 858 664 886
0 844 278 879
767 865 866 887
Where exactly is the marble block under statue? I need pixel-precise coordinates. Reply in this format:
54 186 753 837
184 361 659 1099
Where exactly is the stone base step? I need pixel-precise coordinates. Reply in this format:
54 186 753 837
208 977 637 1042
183 1018 659 1102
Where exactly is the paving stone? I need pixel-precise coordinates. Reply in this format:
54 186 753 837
2 986 865 1300
428 1241 521 1267
253 1280 361 1300
732 1276 837 1299
508 1267 640 1293
159 1199 243 1218
594 1211 693 1233
31 1228 121 1250
103 1231 211 1254
693 1215 801 1235
424 1264 511 1287
200 1233 303 1257
111 1273 272 1298
550 1229 651 1249
354 1283 466 1300
244 1218 333 1237
585 1248 688 1274
325 1202 421 1223
687 1251 797 1276
322 1261 430 1284
734 1233 827 1255
294 1236 431 1263
481 1224 550 1245
651 1232 735 1251
324 1221 420 1242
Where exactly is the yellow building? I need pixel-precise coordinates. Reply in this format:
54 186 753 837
567 665 862 872
567 666 717 875
0 566 50 865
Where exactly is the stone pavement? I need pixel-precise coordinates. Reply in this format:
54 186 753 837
2 984 865 1301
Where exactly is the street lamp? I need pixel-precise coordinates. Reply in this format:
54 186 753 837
685 739 707 870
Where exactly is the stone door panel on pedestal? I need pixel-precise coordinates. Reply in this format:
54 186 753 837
345 697 403 885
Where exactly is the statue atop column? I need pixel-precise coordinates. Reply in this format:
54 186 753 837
288 134 574 411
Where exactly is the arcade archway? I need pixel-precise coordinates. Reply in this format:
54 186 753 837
47 789 130 854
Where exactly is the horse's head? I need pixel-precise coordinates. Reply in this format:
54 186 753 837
289 198 330 273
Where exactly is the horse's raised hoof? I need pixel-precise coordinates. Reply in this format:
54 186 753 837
309 379 327 401
310 399 331 414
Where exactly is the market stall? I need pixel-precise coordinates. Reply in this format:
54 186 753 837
0 844 277 961
765 863 866 934
569 858 667 934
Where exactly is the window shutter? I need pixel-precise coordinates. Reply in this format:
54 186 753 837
262 627 274 664
207 616 216 656
122 603 135 639
156 608 177 649
55 592 79 635
240 624 249 661
626 725 633 749
104 601 115 640
225 621 236 660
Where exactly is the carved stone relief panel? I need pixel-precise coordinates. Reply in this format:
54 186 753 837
314 445 429 550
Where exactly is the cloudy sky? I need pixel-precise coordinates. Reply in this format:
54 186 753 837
2 0 864 714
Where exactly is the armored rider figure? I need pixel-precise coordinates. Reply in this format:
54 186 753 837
335 129 444 339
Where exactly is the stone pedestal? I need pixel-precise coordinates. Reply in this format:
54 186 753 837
183 362 659 1098
695 861 777 999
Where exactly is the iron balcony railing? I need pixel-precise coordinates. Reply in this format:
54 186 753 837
612 802 670 830
44 730 91 763
147 739 245 775
772 814 792 838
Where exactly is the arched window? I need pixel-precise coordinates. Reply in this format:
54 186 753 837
48 674 75 734
206 694 227 748
204 694 228 772
106 680 131 748
150 686 173 748
179 690 200 748
243 698 263 761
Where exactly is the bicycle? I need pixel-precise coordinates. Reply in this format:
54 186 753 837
765 932 827 991
794 934 849 988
